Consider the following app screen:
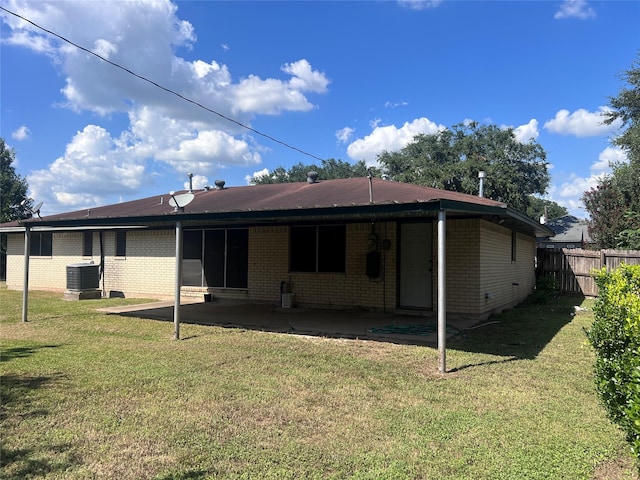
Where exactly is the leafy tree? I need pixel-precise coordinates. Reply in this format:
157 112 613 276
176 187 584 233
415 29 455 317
377 121 550 214
603 54 640 163
1 138 32 278
0 138 31 224
584 54 640 249
616 211 640 250
583 162 640 249
250 158 380 184
526 196 568 223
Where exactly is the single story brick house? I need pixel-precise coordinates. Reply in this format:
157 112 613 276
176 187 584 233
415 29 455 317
1 176 553 321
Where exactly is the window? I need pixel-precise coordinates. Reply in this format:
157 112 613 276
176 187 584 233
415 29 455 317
290 225 346 273
511 231 517 261
182 229 248 288
115 231 127 257
30 232 52 257
83 231 93 256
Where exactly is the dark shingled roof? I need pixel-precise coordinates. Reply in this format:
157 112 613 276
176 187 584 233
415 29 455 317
0 178 554 237
543 215 591 243
25 178 506 221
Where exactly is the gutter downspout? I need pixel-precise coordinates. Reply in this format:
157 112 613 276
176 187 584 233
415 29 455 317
22 225 30 323
99 231 105 297
437 210 446 373
174 221 183 340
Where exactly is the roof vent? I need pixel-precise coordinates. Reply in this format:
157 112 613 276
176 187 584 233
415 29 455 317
307 171 319 184
214 180 226 190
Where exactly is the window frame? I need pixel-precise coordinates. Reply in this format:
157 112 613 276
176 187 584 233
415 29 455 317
182 228 249 289
290 224 346 273
115 231 127 257
29 232 53 257
83 231 93 257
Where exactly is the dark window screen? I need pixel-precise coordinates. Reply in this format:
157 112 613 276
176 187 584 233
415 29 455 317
290 226 317 272
318 225 346 273
115 231 126 257
183 229 249 288
226 229 248 288
290 225 346 273
204 230 225 287
83 231 92 256
30 232 52 257
182 230 203 286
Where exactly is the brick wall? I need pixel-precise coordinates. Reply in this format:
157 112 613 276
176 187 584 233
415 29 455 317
248 222 396 311
6 230 176 298
101 230 175 298
440 219 481 314
6 219 535 316
431 218 535 316
6 232 86 291
478 222 535 315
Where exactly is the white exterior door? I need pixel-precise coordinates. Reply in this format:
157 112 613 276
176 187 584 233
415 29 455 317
399 222 433 309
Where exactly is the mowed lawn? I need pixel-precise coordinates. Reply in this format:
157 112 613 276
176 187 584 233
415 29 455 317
1 286 638 479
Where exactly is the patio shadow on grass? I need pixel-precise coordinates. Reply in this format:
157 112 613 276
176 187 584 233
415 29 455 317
447 294 586 367
100 295 585 360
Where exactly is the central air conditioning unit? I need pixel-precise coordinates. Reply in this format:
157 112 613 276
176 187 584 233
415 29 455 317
64 263 101 300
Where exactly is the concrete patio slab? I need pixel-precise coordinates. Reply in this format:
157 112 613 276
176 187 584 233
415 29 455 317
97 299 480 346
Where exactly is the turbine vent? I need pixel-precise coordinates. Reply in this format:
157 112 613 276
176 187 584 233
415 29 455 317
307 171 319 184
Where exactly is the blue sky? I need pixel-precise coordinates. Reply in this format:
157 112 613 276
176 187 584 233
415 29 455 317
1 0 638 218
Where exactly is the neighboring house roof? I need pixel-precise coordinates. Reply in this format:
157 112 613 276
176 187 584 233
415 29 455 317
540 215 591 244
0 177 554 237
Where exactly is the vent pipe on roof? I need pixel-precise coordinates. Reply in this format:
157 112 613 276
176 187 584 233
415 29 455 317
478 170 486 198
187 173 193 192
307 171 318 184
367 169 374 204
214 180 226 190
540 205 548 224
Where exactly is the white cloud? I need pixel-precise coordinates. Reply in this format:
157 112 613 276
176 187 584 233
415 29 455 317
336 127 355 144
346 117 445 164
232 60 329 115
92 38 117 59
554 0 596 20
27 125 145 210
591 146 628 174
384 100 408 109
246 168 271 185
544 107 622 137
513 119 539 143
3 0 330 212
282 59 330 94
397 0 442 11
11 125 30 141
184 174 208 191
3 0 328 121
548 146 628 217
156 129 262 172
126 106 262 178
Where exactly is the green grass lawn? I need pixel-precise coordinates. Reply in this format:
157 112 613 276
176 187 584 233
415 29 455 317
1 286 638 479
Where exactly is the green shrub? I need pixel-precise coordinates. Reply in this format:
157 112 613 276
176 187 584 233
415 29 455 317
586 263 640 463
530 275 557 304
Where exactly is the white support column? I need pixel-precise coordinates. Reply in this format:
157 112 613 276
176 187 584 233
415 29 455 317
22 226 31 323
174 221 183 340
437 210 447 373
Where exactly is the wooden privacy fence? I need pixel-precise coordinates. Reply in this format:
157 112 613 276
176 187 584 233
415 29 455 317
536 248 640 297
